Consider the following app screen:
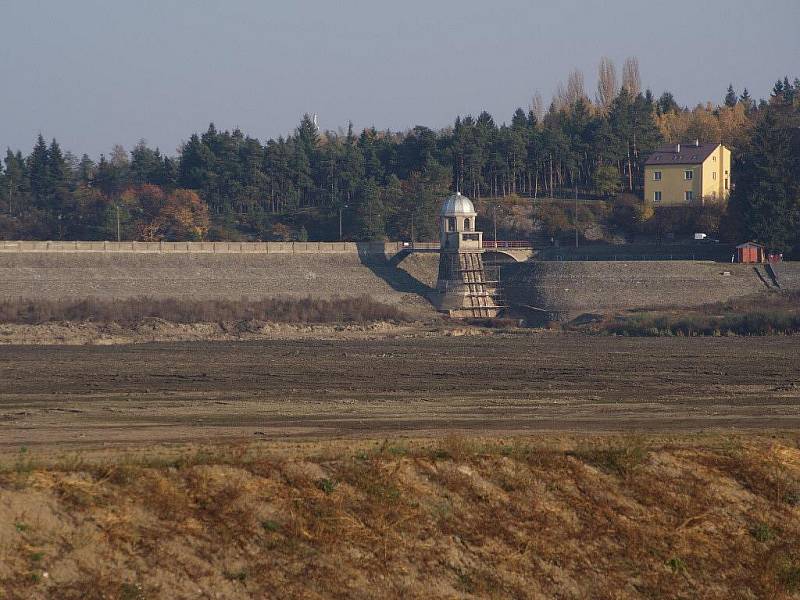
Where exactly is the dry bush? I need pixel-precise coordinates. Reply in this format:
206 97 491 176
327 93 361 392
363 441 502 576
569 438 649 477
0 295 409 325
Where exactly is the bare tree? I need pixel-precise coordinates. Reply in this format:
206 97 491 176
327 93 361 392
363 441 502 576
595 57 618 112
553 81 568 112
565 69 587 106
110 144 129 168
622 57 641 97
529 91 545 122
553 69 588 112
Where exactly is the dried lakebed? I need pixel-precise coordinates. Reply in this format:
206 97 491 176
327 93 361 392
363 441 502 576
0 334 798 449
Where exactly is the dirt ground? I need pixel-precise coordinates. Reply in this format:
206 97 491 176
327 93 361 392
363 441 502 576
1 333 799 450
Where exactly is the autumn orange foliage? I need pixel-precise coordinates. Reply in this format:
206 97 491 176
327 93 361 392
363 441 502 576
120 185 210 241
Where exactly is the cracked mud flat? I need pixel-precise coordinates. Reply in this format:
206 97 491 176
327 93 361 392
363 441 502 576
0 334 798 450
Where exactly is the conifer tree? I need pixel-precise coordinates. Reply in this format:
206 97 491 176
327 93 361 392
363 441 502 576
355 178 385 240
739 88 753 113
28 134 49 204
724 84 738 107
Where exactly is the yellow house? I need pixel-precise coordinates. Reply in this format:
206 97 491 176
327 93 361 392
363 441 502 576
644 141 731 206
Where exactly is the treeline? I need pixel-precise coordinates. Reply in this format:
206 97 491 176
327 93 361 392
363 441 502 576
1 61 798 252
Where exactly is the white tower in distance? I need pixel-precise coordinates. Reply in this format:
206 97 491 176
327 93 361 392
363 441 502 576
435 192 499 318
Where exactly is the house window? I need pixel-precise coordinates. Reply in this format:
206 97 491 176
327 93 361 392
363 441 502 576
713 156 716 162
684 170 693 180
685 191 693 201
654 191 662 202
713 172 716 180
725 178 729 190
653 171 662 181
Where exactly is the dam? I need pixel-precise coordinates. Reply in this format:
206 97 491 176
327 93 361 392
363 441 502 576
1 240 798 320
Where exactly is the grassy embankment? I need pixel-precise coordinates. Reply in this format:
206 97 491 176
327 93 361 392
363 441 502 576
2 435 800 599
569 291 800 336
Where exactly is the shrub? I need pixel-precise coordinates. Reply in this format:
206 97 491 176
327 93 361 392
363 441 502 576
585 310 800 337
751 523 775 543
0 296 410 325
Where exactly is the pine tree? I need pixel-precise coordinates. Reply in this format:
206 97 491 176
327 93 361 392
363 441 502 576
657 92 680 115
724 84 738 107
47 140 69 193
727 106 800 252
354 178 385 240
77 154 96 185
28 134 49 204
739 88 753 113
4 150 29 216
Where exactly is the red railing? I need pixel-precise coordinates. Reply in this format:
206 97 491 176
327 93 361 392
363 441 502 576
482 240 533 249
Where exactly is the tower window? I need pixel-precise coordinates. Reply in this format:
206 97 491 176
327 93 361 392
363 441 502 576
464 218 471 231
447 217 456 232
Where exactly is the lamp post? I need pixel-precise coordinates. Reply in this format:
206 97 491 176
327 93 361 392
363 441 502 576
574 182 579 249
493 203 498 246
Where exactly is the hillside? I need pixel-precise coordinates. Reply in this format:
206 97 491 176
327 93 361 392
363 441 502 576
1 436 800 599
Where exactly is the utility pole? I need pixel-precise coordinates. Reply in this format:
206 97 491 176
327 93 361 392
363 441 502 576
338 203 348 241
574 182 579 249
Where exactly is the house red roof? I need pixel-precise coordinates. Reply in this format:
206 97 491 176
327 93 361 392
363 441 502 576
645 142 719 166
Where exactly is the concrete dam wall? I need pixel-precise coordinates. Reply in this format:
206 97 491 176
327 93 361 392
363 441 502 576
1 240 797 319
0 249 441 318
501 261 800 318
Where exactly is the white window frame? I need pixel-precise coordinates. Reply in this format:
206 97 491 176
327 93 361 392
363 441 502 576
653 171 662 181
685 191 693 201
653 191 662 202
684 170 693 180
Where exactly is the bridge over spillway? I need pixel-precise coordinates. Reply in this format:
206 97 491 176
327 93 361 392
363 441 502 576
397 240 535 263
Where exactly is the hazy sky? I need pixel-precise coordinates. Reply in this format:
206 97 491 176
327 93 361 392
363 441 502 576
2 0 798 158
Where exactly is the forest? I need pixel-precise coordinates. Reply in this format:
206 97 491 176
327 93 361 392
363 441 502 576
1 59 798 253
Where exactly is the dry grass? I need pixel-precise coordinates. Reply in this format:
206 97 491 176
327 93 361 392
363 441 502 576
1 435 800 599
0 296 409 325
570 291 800 336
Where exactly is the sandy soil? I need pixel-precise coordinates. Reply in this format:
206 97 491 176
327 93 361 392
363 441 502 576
1 334 798 450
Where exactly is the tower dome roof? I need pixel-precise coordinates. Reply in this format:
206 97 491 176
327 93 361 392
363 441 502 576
440 192 476 217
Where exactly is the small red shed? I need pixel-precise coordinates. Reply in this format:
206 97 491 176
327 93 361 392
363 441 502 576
736 241 765 264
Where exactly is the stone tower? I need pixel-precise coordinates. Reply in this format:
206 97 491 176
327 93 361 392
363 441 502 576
435 192 499 318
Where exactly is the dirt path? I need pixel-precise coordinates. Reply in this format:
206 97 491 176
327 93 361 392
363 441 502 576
1 334 798 449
